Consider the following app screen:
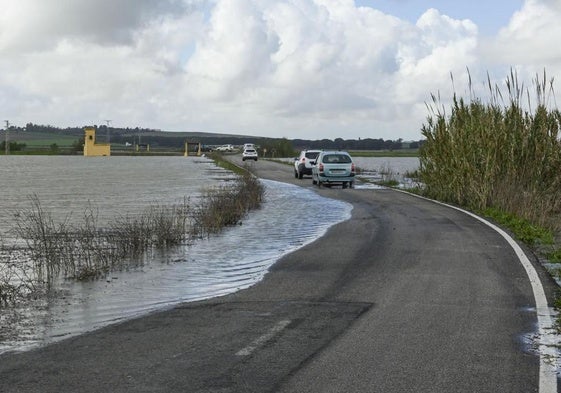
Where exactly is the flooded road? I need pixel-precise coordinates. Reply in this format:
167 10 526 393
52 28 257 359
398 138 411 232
0 155 351 354
0 157 558 393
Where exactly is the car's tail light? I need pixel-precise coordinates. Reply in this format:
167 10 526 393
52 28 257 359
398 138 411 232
351 163 355 174
319 163 324 173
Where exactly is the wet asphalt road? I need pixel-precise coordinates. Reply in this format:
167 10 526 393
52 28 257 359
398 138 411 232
0 157 558 392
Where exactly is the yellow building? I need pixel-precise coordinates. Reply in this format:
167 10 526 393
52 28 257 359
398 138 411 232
184 141 202 156
83 127 110 157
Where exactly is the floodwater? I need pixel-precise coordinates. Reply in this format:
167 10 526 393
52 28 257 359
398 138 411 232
0 156 352 354
352 156 419 174
0 155 232 230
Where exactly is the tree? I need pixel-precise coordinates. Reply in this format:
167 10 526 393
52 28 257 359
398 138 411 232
0 141 26 152
72 137 84 153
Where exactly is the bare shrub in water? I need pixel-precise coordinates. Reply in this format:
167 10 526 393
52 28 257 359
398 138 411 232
108 200 191 257
420 70 561 230
147 201 191 247
13 195 71 286
378 163 400 187
3 172 263 303
11 198 193 283
192 172 264 236
0 243 40 306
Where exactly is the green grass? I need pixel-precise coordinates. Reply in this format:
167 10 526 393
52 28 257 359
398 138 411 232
208 152 248 175
24 137 77 147
547 249 561 264
8 131 79 147
481 207 554 246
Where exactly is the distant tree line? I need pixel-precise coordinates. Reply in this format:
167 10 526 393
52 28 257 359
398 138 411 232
23 123 82 136
0 141 26 151
291 138 421 151
8 123 422 152
21 123 158 137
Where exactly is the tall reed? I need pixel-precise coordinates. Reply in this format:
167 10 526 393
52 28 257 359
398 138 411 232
420 70 561 230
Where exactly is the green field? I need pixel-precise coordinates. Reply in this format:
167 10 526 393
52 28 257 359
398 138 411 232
4 131 80 148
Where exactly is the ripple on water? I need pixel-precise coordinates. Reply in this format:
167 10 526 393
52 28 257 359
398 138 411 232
0 179 352 354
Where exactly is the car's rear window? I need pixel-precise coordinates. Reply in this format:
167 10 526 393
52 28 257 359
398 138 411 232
322 154 352 163
305 152 320 159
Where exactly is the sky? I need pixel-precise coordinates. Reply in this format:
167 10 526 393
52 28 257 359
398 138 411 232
1 0 560 141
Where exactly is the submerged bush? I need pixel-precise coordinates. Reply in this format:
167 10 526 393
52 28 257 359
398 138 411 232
13 195 71 286
10 197 192 282
420 70 561 231
192 172 264 235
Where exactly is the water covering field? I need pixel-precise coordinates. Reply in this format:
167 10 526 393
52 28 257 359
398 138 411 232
0 156 352 354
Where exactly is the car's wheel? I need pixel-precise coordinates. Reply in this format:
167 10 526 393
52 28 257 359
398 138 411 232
294 170 299 178
298 171 303 179
342 182 348 189
349 182 354 189
242 158 246 161
317 180 322 188
312 180 317 185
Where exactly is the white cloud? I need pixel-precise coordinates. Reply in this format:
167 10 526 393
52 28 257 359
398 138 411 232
0 0 559 141
476 0 561 105
496 0 561 64
394 9 478 102
0 0 202 52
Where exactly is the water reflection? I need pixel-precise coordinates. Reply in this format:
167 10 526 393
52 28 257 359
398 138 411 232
0 179 352 354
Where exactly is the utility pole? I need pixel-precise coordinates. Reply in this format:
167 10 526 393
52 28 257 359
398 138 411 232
4 120 9 155
105 119 112 144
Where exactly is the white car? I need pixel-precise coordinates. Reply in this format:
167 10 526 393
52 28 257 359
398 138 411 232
215 144 234 152
312 150 355 188
242 148 258 161
294 149 321 179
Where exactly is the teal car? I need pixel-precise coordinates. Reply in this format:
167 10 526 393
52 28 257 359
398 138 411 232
311 151 355 188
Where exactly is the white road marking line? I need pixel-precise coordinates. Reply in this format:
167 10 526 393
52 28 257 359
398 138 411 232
236 319 291 357
462 211 558 393
400 190 559 393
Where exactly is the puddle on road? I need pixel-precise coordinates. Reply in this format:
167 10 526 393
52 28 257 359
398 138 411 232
0 179 352 354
